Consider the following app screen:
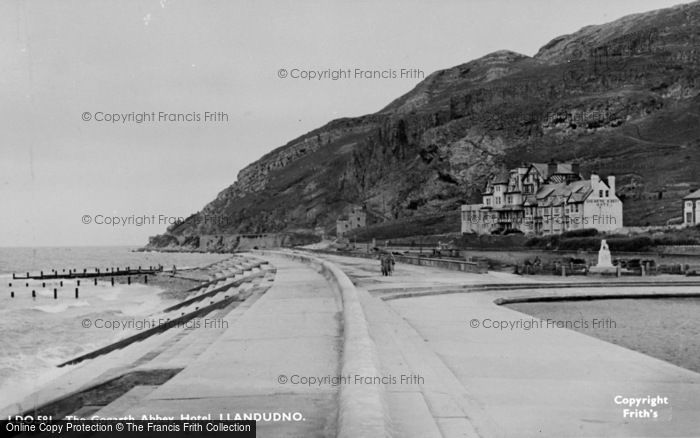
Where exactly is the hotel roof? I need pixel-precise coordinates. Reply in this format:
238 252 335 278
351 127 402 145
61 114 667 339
536 179 593 205
684 189 700 200
491 170 510 184
530 162 576 179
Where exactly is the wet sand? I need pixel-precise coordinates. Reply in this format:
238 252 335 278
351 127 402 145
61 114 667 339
507 297 700 374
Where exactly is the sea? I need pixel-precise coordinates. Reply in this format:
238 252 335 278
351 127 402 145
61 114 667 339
0 246 230 411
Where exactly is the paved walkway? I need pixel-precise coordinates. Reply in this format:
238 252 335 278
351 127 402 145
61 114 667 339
389 292 700 437
318 252 700 437
106 254 343 437
316 253 528 291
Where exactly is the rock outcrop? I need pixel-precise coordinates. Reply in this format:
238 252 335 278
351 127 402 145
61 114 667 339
149 1 700 247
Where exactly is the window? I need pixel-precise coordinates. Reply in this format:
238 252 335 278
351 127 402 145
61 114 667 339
687 201 693 208
605 190 609 197
599 190 603 197
688 213 693 223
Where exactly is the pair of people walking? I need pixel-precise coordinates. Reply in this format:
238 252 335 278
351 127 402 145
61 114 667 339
379 252 395 276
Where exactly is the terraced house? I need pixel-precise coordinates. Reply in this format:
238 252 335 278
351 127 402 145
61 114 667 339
461 161 623 235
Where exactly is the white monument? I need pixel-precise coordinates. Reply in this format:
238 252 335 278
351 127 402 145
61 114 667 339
589 239 617 274
596 239 613 267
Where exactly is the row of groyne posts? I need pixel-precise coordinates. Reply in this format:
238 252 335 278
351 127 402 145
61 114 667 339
8 265 170 300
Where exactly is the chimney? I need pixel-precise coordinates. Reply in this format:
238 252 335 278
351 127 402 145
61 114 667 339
548 160 557 177
591 174 600 191
608 176 616 195
572 162 580 175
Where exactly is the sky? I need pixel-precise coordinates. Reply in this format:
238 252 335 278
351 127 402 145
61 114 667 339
0 0 694 247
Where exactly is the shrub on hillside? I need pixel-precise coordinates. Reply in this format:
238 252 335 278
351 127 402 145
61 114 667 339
607 236 653 252
562 228 599 238
182 235 200 247
524 236 543 247
525 234 560 248
525 234 656 252
651 236 699 246
557 237 600 251
454 233 528 249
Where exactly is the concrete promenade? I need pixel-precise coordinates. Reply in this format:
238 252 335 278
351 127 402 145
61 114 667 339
1 254 348 438
315 252 700 437
103 253 344 437
4 251 700 437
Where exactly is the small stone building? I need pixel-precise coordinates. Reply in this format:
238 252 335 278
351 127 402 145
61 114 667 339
336 205 367 237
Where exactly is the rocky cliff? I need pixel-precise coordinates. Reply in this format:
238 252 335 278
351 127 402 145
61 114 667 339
149 1 700 248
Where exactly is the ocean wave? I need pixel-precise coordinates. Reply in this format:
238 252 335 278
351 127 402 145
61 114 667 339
0 247 228 413
31 301 92 314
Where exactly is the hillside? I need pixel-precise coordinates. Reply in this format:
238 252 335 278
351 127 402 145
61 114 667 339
148 1 700 248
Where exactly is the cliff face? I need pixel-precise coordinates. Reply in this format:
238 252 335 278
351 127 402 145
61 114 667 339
150 1 700 247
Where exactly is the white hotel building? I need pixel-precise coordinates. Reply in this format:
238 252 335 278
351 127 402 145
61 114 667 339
461 162 623 235
683 189 700 226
